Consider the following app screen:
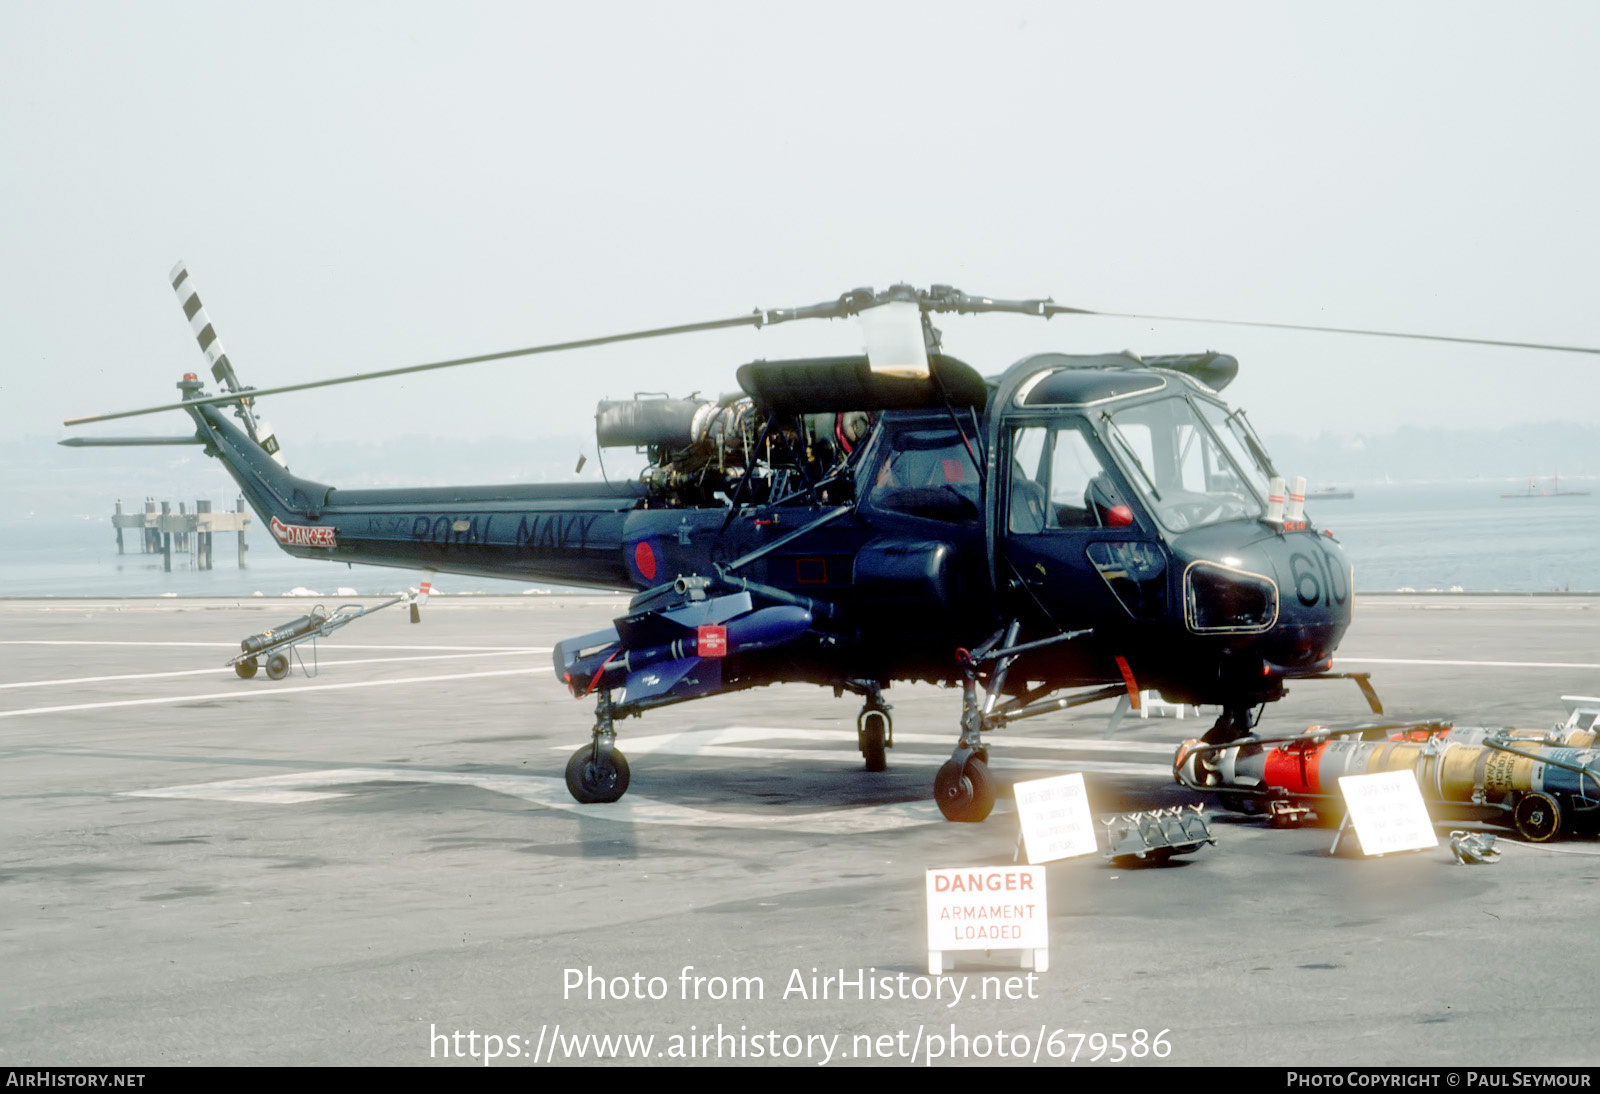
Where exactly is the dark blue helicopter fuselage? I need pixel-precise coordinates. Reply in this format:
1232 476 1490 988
185 348 1351 714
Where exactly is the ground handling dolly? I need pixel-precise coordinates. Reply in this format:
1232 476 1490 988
228 594 415 681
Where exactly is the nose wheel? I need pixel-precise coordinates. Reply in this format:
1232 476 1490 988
935 756 994 822
565 686 631 804
857 690 893 772
565 744 631 804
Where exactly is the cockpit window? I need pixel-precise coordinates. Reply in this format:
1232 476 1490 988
867 427 981 523
1008 424 1116 533
1105 397 1263 532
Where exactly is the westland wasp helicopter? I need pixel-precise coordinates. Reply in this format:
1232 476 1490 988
62 267 1600 821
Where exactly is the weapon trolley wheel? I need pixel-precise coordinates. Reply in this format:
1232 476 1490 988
566 745 631 804
1513 792 1562 842
859 709 889 772
934 757 994 823
265 654 290 681
235 658 258 679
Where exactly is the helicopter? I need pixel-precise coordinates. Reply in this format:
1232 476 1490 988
61 267 1600 822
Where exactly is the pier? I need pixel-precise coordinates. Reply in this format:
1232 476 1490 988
110 496 253 570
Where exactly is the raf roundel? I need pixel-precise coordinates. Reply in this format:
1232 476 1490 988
633 540 658 582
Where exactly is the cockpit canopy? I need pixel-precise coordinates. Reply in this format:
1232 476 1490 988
992 354 1276 537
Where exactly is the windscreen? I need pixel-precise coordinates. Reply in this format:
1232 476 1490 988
1104 397 1263 532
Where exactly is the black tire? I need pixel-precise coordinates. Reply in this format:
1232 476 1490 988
1513 792 1562 842
265 653 289 681
234 658 258 679
860 710 889 772
565 745 631 804
934 757 995 823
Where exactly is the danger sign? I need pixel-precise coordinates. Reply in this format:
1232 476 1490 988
925 866 1048 973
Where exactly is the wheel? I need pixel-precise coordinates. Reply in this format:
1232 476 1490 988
234 658 258 679
934 757 995 823
565 744 631 804
1513 792 1562 842
265 653 289 680
860 709 889 772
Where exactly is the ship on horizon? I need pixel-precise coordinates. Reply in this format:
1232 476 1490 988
1501 473 1591 499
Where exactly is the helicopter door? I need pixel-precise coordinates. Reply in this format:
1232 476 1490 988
1001 421 1165 629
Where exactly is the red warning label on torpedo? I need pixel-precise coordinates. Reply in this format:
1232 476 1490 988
270 515 337 548
697 625 727 657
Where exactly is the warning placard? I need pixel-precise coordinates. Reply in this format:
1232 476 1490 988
1337 769 1438 855
1013 772 1098 864
925 866 1048 951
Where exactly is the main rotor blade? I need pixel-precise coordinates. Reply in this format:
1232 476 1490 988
64 310 767 426
1050 305 1600 357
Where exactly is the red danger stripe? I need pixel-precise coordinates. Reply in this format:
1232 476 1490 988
270 515 336 548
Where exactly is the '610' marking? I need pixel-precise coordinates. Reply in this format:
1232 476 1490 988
1289 541 1348 608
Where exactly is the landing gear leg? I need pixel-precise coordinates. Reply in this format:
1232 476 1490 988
857 685 893 773
1202 704 1258 746
565 687 630 804
934 636 1014 823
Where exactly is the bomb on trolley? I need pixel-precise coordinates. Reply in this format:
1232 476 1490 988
1174 718 1600 842
230 594 416 681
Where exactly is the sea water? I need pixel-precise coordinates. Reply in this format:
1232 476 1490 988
0 481 1594 598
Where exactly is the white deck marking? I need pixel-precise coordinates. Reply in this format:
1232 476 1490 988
612 726 1176 757
0 649 548 690
1337 657 1600 669
121 767 963 832
0 667 549 719
559 727 1168 776
0 641 550 652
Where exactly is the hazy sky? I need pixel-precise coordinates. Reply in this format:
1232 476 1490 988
5 2 1598 458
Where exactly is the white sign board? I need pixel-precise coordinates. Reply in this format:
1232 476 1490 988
1337 769 1438 855
925 866 1048 974
1013 772 1098 864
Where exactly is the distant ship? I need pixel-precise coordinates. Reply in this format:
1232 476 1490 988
1306 487 1354 501
1501 473 1590 499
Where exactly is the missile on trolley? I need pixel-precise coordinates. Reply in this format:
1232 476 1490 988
556 599 815 706
1175 722 1600 842
240 606 330 654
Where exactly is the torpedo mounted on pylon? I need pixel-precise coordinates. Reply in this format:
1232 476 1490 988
61 271 1600 821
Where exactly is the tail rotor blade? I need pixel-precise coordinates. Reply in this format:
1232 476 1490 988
169 261 286 464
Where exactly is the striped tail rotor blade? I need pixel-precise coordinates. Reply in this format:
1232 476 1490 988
168 261 286 466
170 261 238 391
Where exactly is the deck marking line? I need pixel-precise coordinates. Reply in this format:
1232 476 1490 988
1338 657 1600 669
0 667 549 719
121 766 969 833
0 649 546 691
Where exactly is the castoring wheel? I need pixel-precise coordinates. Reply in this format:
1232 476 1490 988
1513 792 1562 842
234 658 258 679
265 653 289 681
565 745 631 804
934 757 995 823
860 709 889 773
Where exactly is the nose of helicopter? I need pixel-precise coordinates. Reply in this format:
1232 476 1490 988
1172 524 1353 677
1258 528 1354 672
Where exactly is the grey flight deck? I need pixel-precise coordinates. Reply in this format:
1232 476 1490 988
1 595 1596 1067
